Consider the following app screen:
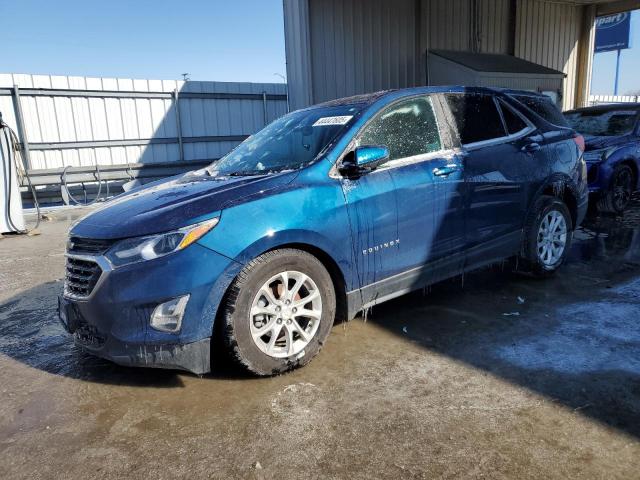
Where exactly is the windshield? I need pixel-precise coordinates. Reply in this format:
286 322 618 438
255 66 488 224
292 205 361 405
208 104 362 175
565 109 638 137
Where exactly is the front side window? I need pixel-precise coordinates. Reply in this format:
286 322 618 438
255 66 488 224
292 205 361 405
445 94 506 145
209 104 363 175
564 109 638 137
358 96 442 161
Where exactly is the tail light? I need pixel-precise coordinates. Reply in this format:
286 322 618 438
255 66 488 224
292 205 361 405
573 134 585 153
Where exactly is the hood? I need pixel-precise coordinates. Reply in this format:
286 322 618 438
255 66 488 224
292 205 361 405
584 134 630 151
71 170 298 239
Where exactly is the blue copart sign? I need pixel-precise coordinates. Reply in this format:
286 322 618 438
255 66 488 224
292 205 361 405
595 12 631 53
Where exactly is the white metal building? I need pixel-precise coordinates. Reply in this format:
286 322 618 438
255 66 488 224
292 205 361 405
283 0 640 111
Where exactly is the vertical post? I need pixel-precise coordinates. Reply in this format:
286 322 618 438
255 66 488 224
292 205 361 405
614 49 621 96
172 88 184 162
11 85 32 170
262 91 268 126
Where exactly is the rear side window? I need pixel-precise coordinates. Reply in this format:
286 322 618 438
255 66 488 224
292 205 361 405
359 96 441 161
498 100 529 134
445 94 506 145
512 94 569 127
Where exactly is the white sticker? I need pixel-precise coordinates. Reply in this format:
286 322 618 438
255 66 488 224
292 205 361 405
312 115 353 127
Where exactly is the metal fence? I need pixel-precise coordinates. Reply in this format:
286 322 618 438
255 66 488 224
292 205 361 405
588 94 640 106
0 73 288 188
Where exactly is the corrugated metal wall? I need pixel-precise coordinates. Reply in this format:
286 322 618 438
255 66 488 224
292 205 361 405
0 74 287 171
422 0 511 54
307 0 420 104
283 0 314 108
284 0 593 111
514 0 582 110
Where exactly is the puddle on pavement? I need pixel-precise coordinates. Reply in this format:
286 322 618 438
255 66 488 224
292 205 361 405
0 200 639 435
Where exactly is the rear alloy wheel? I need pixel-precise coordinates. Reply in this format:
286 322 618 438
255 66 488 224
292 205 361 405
536 210 568 267
221 249 335 376
521 195 573 277
598 164 634 214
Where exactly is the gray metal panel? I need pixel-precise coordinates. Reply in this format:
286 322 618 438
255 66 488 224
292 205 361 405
477 0 511 53
283 0 314 110
307 0 419 104
515 0 581 110
283 0 591 109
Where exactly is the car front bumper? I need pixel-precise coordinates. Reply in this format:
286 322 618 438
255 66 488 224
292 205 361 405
59 243 241 375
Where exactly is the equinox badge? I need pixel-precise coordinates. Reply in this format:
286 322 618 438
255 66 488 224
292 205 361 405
363 239 400 256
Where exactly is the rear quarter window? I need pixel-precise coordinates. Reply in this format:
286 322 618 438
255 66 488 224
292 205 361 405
498 100 529 134
512 94 569 127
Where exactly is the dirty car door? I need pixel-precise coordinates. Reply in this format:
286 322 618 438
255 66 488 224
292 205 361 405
339 167 399 290
341 95 465 303
445 93 532 250
359 95 465 268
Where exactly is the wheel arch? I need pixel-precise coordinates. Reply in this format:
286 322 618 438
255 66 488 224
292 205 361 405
263 242 348 324
615 157 639 190
212 240 350 344
535 175 579 229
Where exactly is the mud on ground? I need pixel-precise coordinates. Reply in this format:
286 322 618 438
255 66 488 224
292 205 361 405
0 202 639 479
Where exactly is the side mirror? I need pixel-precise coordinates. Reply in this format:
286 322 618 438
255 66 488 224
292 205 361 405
339 145 390 177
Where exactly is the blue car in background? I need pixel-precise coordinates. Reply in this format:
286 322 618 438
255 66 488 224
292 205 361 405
565 104 640 213
59 86 588 376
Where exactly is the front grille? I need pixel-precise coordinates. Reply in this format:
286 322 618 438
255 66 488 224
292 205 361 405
67 236 115 255
65 257 102 298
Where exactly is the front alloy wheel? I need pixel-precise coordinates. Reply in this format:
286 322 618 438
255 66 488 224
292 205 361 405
250 271 322 358
221 249 336 376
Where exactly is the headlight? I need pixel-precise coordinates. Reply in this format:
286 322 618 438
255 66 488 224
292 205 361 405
105 217 219 267
583 151 604 163
583 147 617 163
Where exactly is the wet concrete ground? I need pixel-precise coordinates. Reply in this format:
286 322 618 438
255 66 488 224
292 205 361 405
0 202 639 479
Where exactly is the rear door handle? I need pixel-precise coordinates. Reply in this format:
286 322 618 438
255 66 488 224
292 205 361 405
432 164 461 177
521 142 541 153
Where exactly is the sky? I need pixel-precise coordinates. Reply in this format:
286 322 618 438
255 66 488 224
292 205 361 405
2 1 639 95
591 9 640 95
1 0 287 83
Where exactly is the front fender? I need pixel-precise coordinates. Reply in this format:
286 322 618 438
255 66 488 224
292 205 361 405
196 172 358 291
604 150 640 189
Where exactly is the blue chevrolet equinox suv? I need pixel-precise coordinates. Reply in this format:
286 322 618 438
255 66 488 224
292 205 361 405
59 86 589 376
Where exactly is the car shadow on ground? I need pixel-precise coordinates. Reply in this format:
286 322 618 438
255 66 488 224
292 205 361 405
366 206 640 438
0 201 639 436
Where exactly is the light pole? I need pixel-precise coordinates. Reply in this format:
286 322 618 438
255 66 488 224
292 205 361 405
274 73 289 112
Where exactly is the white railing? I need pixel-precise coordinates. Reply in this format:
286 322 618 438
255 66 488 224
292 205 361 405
588 94 640 106
0 73 288 174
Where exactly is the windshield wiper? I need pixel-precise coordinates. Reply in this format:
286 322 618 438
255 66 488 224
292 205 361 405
227 170 270 177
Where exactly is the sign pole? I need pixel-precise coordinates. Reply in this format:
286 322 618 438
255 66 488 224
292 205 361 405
614 49 621 96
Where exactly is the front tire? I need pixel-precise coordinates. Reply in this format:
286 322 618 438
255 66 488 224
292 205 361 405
221 248 336 376
597 164 634 214
521 195 573 277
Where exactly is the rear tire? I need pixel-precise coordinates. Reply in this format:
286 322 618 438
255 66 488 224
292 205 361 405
597 164 634 214
221 248 336 376
520 195 573 277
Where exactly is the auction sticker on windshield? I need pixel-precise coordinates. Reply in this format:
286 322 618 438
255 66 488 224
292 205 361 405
313 115 353 126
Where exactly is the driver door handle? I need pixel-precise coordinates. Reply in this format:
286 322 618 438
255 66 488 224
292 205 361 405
433 164 461 177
